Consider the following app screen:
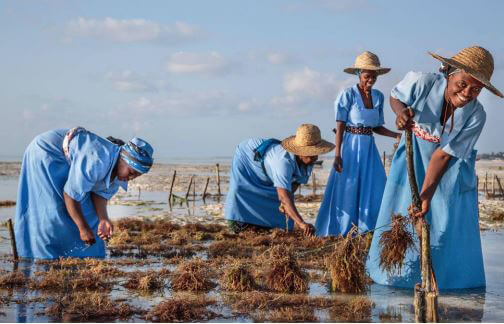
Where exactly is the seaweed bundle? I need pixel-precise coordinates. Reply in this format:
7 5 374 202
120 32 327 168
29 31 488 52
220 260 256 292
123 271 165 292
253 306 317 322
325 226 369 293
329 296 374 322
0 271 28 288
171 258 215 292
379 214 415 275
44 291 140 321
262 245 308 293
145 295 216 322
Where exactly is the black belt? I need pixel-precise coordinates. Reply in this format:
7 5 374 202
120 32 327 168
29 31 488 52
345 125 373 135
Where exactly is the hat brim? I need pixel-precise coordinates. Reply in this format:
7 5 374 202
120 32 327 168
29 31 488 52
429 52 504 98
281 136 335 156
344 67 391 76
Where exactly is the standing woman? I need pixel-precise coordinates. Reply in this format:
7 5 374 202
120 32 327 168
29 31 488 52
367 46 503 289
15 127 154 259
316 51 400 237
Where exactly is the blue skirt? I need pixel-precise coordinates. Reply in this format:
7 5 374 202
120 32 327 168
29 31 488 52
14 130 106 259
315 133 386 236
224 140 293 230
366 135 485 289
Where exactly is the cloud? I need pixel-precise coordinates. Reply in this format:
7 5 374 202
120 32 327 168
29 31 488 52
105 70 158 92
163 51 237 75
267 52 293 65
65 17 202 43
270 67 353 112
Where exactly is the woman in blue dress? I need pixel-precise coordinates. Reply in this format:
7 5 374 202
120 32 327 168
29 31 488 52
367 46 503 289
316 51 400 237
15 127 154 259
225 124 335 236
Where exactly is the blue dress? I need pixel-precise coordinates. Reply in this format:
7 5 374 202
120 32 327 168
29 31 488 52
366 72 486 289
225 138 312 230
14 128 127 259
315 85 386 236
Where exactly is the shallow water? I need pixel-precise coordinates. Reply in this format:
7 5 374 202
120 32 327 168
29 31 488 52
1 176 504 322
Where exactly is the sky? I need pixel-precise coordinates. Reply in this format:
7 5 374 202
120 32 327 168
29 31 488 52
1 0 503 161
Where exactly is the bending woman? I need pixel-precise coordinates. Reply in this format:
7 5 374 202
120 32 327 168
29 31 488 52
15 127 154 259
367 46 503 289
225 124 335 236
316 51 400 237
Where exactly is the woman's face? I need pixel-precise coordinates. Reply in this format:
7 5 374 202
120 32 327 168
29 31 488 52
297 155 318 166
446 71 483 108
116 158 141 182
359 70 377 91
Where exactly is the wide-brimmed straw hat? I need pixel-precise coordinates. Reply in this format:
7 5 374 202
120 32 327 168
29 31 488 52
344 51 391 75
429 46 503 98
282 124 335 156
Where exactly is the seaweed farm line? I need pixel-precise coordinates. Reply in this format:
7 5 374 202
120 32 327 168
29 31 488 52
0 163 504 322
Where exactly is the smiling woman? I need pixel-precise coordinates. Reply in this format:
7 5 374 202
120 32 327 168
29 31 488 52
366 46 503 289
14 127 154 259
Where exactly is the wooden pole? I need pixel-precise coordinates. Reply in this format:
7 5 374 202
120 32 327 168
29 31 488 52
495 176 504 198
216 163 221 196
492 174 496 197
138 187 141 200
405 128 439 323
485 172 489 198
7 219 18 261
202 177 210 200
383 151 386 168
193 176 196 198
312 172 317 196
185 175 194 201
168 170 177 204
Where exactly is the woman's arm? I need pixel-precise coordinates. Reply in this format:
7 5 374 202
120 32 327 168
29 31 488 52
277 187 314 236
63 193 96 245
333 121 346 172
372 126 401 139
390 97 415 130
91 192 114 240
412 148 452 218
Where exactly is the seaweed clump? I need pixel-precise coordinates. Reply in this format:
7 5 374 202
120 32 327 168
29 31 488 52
379 214 415 275
262 245 308 293
325 226 369 293
221 261 256 292
0 271 28 288
329 296 374 322
45 291 140 321
123 271 165 292
145 295 216 322
171 258 215 292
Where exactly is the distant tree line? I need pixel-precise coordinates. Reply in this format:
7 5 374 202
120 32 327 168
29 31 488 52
478 152 504 160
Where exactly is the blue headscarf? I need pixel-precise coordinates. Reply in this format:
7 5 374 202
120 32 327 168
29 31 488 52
120 137 154 174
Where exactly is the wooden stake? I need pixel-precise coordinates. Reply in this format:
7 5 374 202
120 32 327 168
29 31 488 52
312 172 317 196
495 176 504 198
193 176 196 198
405 128 439 323
185 175 194 200
216 163 221 196
485 172 489 198
383 151 386 168
7 219 18 261
202 177 210 200
138 187 141 200
492 174 496 197
168 170 177 204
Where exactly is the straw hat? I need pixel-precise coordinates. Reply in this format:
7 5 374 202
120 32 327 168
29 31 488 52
344 51 391 75
282 124 335 156
429 46 503 98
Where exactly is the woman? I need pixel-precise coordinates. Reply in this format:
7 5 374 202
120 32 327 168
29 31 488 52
367 46 503 289
225 124 335 236
316 51 400 237
15 127 154 259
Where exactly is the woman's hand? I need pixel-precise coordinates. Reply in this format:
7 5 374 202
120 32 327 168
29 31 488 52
97 219 114 241
396 108 415 130
79 227 96 245
394 133 402 150
333 156 343 173
298 222 315 237
408 198 430 219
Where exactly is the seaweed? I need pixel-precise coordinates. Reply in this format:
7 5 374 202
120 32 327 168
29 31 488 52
0 271 28 288
220 260 256 292
325 226 369 293
145 294 216 322
262 245 308 293
379 214 415 275
171 259 215 292
123 271 165 292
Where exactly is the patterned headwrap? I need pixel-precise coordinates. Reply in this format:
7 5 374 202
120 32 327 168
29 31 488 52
120 137 154 174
